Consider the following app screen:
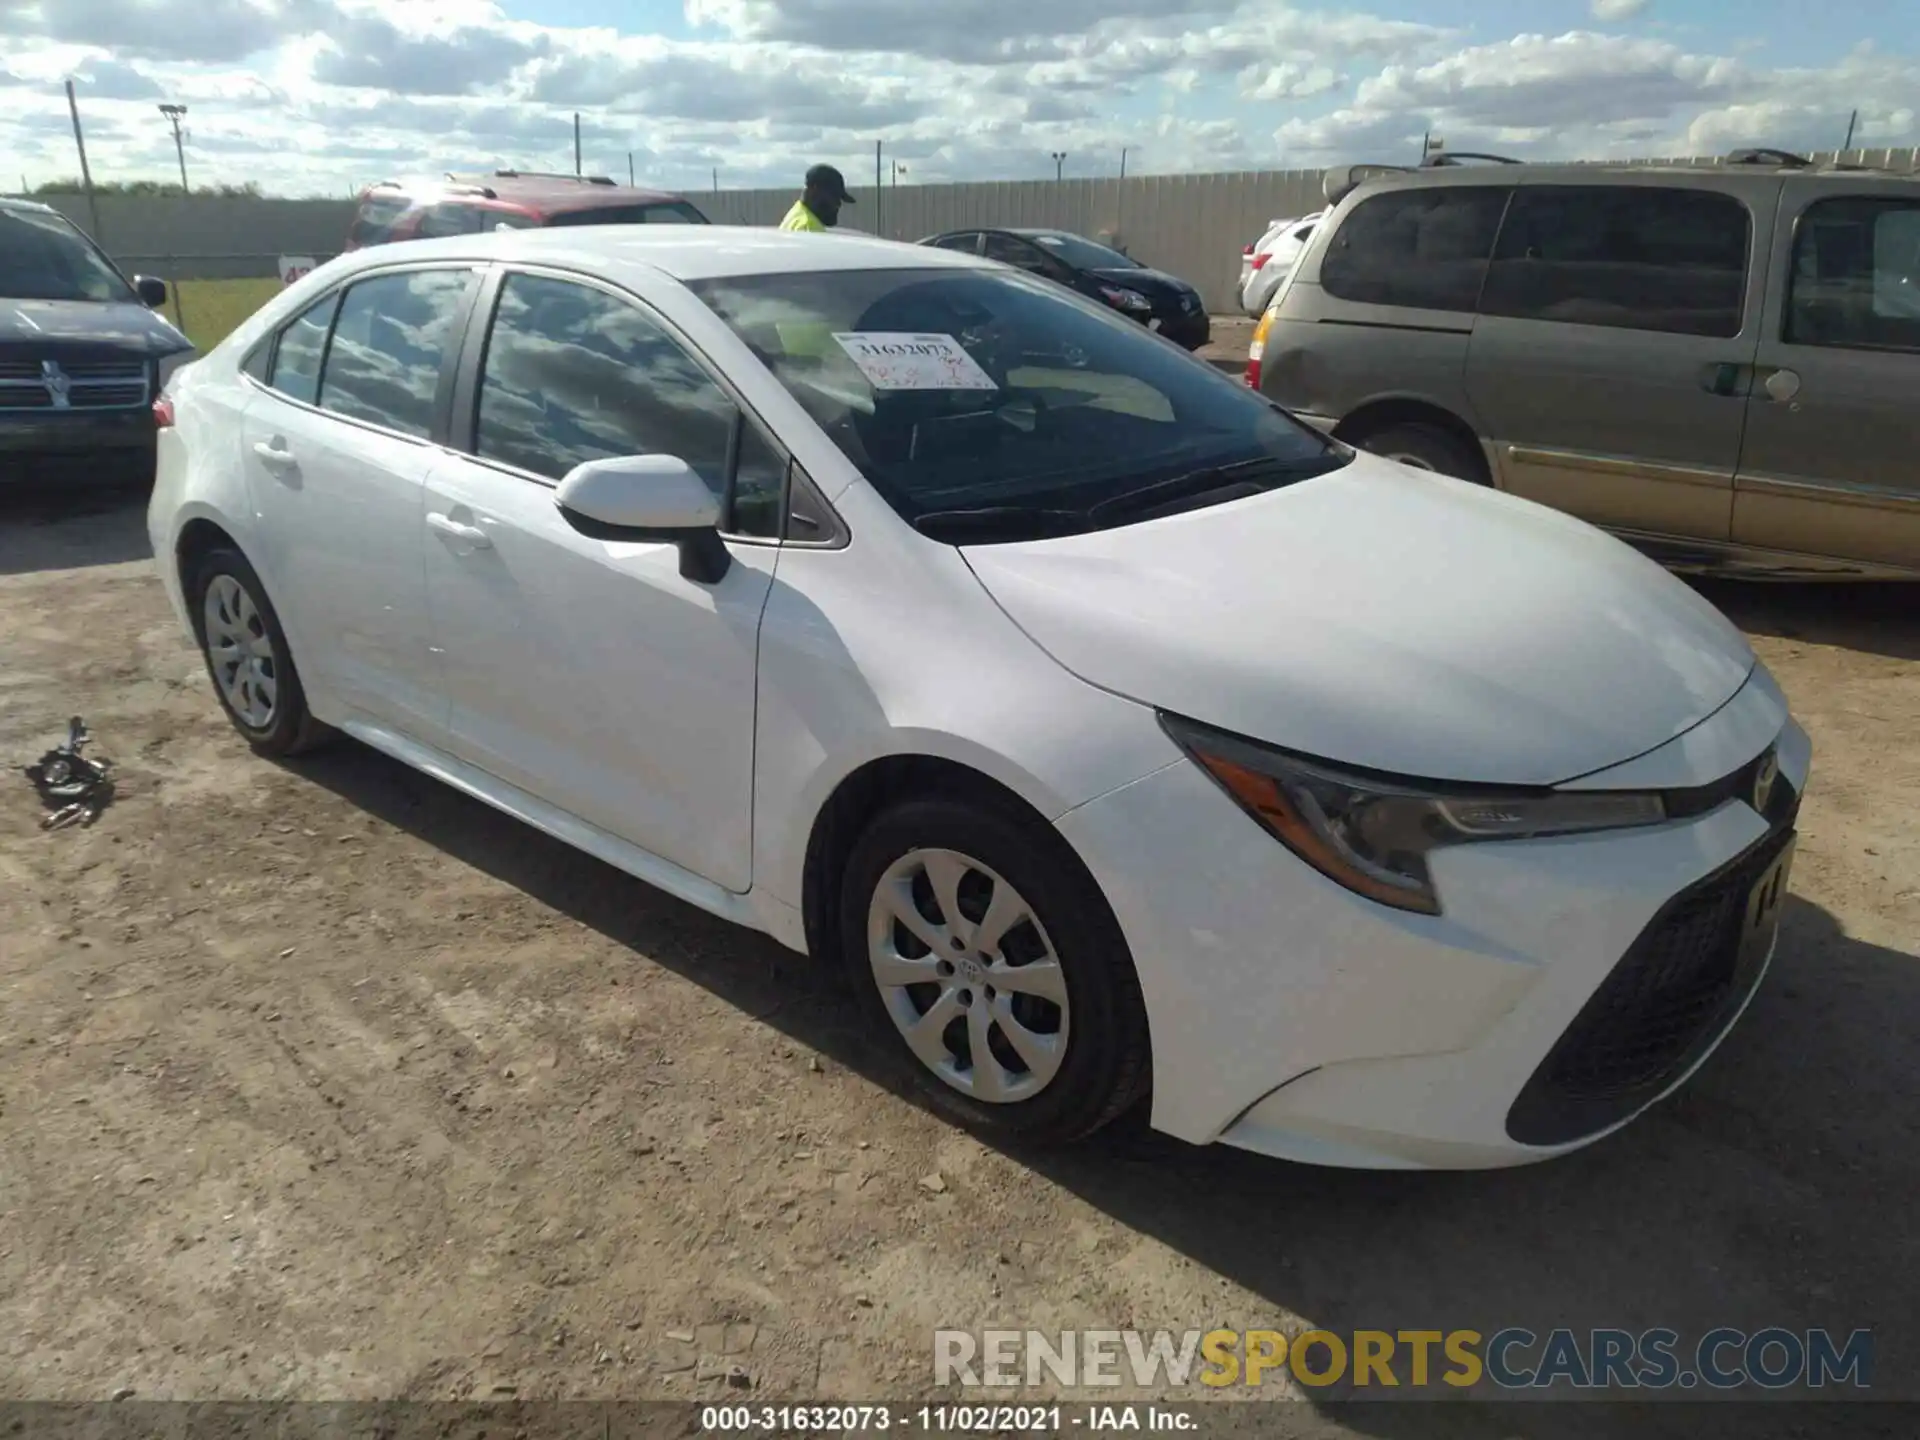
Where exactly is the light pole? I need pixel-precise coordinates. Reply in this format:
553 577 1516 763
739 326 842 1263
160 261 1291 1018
158 103 188 194
1050 151 1066 182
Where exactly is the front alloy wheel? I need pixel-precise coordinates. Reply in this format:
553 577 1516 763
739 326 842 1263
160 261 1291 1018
840 796 1150 1144
866 848 1070 1104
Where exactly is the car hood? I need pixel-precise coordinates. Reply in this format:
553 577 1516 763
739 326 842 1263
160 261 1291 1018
961 453 1756 786
0 298 190 356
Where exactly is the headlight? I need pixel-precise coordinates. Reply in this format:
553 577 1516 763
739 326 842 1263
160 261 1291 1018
1100 285 1152 312
1160 714 1667 916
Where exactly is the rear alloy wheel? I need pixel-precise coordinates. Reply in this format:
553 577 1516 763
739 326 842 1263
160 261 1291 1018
840 797 1150 1144
190 547 331 758
1354 421 1488 484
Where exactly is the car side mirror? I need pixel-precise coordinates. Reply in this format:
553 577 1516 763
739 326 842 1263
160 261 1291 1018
134 275 169 309
554 454 731 584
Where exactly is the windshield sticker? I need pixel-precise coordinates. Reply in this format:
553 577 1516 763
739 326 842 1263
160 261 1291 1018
832 332 999 392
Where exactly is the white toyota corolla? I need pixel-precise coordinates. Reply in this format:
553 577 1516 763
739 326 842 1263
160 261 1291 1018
149 226 1810 1169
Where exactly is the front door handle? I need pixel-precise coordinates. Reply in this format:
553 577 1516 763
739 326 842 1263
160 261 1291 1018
252 439 296 468
427 512 493 548
1698 362 1753 398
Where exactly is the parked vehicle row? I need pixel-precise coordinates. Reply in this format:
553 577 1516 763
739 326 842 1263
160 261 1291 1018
149 223 1810 1169
1249 150 1920 579
918 227 1211 350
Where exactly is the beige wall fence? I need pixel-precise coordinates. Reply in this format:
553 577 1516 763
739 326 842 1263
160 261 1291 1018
27 149 1920 316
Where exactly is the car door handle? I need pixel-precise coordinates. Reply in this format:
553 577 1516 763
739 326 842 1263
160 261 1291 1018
427 511 493 548
252 439 297 468
1698 362 1754 398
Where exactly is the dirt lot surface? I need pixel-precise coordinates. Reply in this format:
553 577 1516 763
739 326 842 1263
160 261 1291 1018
1 485 1915 1439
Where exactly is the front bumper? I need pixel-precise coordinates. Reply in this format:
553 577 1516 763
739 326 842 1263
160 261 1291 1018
1 410 157 486
1152 309 1211 350
1055 673 1812 1169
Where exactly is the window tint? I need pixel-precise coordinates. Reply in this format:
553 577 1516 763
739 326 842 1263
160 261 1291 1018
545 201 709 227
1479 186 1749 338
241 338 271 383
0 206 136 303
317 270 472 438
416 204 487 238
687 267 1339 534
1787 196 1920 353
349 195 409 246
267 292 337 405
1321 186 1508 312
931 233 980 253
730 422 788 539
475 273 737 494
1024 232 1138 271
983 233 1058 276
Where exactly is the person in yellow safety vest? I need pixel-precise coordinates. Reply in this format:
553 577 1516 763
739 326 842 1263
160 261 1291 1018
779 164 856 232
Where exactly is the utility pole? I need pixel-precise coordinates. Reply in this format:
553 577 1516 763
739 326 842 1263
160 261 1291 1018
627 151 635 186
573 113 582 176
158 103 189 193
712 166 719 194
875 140 883 237
1119 146 1130 181
64 80 103 242
1051 151 1066 182
1843 109 1859 152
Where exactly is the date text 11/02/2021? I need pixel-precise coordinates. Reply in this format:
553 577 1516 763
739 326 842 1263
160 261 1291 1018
700 1406 1195 1432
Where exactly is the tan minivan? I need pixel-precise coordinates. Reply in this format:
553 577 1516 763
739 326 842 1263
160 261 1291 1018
1251 150 1920 579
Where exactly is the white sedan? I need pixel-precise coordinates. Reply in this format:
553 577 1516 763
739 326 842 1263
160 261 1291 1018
1238 212 1321 316
149 226 1809 1169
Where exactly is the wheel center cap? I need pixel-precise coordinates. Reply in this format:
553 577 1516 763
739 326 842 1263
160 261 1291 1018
958 955 985 986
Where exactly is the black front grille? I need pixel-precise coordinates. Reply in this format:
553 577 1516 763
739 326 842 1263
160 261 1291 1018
1507 792 1798 1147
0 358 149 411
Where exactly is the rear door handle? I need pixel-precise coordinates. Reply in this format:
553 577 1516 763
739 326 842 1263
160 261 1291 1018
1698 362 1754 398
427 511 493 548
252 439 296 468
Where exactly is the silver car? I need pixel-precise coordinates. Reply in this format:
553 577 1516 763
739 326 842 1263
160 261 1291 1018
1253 150 1920 580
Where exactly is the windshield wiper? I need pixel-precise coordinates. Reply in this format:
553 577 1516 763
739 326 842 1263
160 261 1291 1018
1087 453 1346 523
911 505 1091 543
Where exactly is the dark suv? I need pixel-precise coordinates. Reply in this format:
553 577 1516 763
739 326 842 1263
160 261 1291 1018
1 197 193 488
346 171 709 250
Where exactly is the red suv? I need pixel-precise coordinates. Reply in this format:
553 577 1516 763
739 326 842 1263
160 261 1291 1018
345 171 709 250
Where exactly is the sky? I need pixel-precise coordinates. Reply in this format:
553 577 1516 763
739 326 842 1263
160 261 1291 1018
1 0 1916 198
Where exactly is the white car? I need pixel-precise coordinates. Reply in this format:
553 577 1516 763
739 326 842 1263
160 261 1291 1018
149 226 1810 1169
1239 211 1322 316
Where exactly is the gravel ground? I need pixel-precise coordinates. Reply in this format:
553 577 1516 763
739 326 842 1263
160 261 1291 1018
0 483 1914 1440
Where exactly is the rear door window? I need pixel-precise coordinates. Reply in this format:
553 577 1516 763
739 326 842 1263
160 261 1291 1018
545 201 710 226
266 292 339 406
1786 196 1920 353
1479 186 1750 338
416 204 488 238
316 269 474 438
982 233 1059 277
1320 186 1509 311
349 195 409 246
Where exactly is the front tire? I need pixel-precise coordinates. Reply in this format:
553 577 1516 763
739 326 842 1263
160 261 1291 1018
838 796 1150 1145
189 546 331 757
1352 420 1489 484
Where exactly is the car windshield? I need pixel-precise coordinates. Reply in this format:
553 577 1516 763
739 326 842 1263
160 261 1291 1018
548 201 708 226
1023 231 1138 270
689 267 1345 541
0 207 135 303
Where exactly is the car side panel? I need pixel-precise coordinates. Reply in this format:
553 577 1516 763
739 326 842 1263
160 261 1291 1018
1258 281 1482 440
1732 175 1920 574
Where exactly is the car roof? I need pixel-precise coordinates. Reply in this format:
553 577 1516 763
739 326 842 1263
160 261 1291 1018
0 196 62 218
328 224 995 283
362 173 687 210
1327 154 1920 206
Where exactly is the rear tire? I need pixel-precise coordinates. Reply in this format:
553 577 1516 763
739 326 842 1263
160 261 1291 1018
838 796 1151 1146
188 546 332 758
1352 421 1488 484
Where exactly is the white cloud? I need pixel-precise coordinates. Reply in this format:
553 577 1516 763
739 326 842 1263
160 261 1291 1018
0 0 1912 199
